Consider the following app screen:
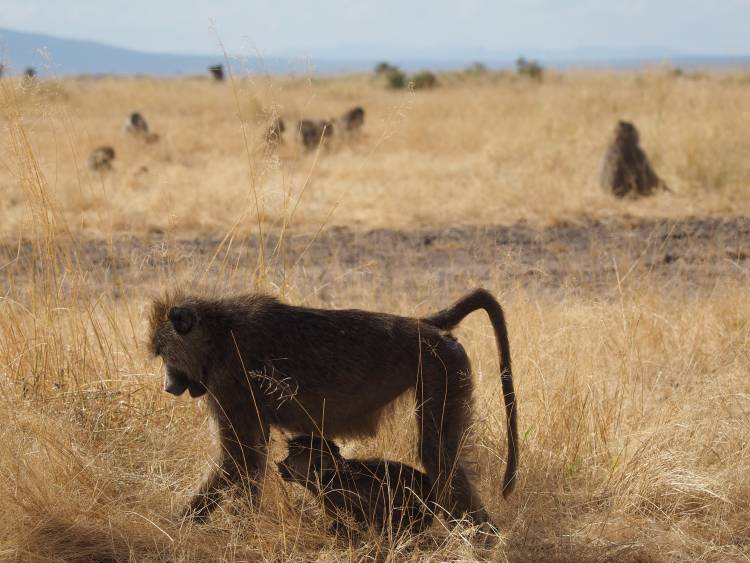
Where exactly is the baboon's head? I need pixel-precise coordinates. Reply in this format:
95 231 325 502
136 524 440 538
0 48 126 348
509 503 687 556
616 120 639 145
148 294 217 398
277 435 343 487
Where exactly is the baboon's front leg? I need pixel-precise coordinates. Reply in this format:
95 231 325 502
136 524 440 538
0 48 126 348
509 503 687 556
183 414 270 522
183 460 236 522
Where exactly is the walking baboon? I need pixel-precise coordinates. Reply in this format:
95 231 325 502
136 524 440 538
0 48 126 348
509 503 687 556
208 64 224 81
148 288 518 527
600 120 670 198
124 112 159 143
339 106 365 132
264 117 285 148
278 435 434 537
297 119 334 150
88 146 115 171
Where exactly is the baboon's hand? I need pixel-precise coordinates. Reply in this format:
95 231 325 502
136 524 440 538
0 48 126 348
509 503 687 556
179 495 214 523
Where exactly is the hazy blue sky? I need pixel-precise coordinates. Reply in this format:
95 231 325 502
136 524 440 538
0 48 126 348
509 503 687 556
2 0 749 57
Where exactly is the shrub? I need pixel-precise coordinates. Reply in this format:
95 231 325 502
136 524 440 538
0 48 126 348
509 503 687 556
516 57 543 81
465 62 488 75
375 61 397 75
385 68 406 89
411 71 438 90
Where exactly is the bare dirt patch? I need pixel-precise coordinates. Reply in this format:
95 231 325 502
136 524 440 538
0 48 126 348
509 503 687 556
2 215 747 298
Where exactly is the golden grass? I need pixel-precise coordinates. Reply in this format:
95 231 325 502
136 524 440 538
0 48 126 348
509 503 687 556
0 70 749 561
1 70 750 237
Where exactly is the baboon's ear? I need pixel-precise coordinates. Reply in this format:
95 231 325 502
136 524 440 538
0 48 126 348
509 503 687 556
168 306 195 335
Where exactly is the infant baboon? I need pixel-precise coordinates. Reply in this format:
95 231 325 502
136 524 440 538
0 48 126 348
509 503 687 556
88 146 115 171
124 112 159 143
600 120 670 198
264 117 285 148
339 106 365 132
278 435 434 537
208 64 224 81
148 288 517 528
297 119 334 150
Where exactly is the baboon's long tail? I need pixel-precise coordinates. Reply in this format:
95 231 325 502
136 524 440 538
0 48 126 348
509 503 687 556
423 288 519 498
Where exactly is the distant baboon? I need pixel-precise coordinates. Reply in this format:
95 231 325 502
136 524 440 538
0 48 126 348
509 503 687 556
339 106 365 132
297 119 334 150
88 146 115 171
264 117 285 148
600 120 670 198
208 64 224 81
278 435 434 537
124 112 159 143
148 288 518 528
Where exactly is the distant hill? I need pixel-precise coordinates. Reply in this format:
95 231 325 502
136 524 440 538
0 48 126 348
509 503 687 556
1 27 749 77
0 27 230 76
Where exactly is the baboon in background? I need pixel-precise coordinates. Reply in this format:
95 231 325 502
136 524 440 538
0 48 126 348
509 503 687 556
88 146 115 171
208 64 224 81
278 435 434 537
339 106 365 132
297 119 334 150
264 117 285 148
148 288 518 528
600 120 670 198
124 112 159 143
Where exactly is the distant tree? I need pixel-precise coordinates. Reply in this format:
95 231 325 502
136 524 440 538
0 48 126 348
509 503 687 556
375 61 396 75
385 67 406 89
208 64 224 81
24 67 37 79
516 57 543 80
411 70 438 90
465 62 488 75
0 64 4 78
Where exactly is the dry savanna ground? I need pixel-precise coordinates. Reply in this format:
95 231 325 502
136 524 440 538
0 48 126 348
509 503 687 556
0 68 749 562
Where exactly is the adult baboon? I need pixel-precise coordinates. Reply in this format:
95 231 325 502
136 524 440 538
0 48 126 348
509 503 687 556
339 106 365 132
264 117 285 148
124 112 159 143
600 120 670 198
297 119 334 150
148 288 518 526
88 146 115 171
208 64 224 81
278 435 434 537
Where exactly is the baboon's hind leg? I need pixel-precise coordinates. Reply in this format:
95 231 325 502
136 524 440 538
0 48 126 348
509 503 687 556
416 348 488 525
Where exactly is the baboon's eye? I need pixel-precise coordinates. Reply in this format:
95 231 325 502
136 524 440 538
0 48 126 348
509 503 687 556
168 306 195 335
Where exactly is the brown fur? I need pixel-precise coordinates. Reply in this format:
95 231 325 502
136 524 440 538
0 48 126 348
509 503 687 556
278 435 434 537
147 288 518 526
600 120 670 198
124 112 159 143
88 146 115 171
297 119 334 150
339 106 365 132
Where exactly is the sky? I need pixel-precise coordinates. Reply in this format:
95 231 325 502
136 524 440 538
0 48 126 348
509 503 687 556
1 0 750 58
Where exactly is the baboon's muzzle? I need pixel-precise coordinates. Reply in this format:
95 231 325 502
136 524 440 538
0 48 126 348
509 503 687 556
164 365 206 398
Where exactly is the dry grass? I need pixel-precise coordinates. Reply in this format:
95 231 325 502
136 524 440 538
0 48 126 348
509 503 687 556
0 69 749 561
1 70 750 236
